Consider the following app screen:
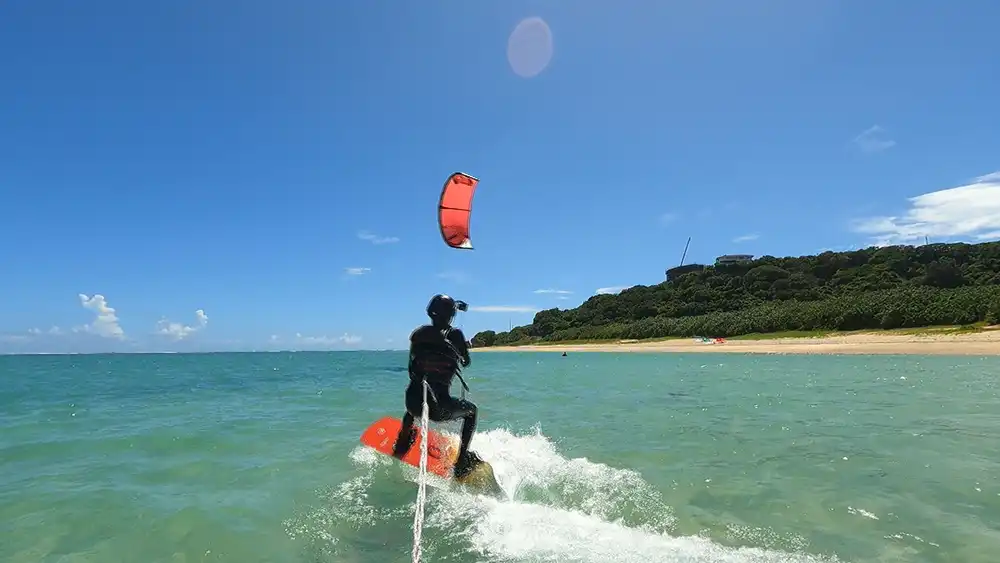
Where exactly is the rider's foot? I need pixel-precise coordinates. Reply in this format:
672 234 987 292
453 450 483 480
391 429 416 459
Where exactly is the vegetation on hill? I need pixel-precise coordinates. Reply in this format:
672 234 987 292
470 242 1000 347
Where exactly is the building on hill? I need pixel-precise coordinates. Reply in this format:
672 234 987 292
715 254 754 266
665 263 706 281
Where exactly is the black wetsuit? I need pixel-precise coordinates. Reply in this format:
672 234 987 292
392 322 477 465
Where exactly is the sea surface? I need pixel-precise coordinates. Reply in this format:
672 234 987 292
2 351 999 563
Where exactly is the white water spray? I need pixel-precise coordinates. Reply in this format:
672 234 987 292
299 427 841 563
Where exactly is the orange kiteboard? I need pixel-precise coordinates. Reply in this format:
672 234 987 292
359 416 460 478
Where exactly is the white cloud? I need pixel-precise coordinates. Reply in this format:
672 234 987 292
852 125 896 154
659 213 677 226
345 267 371 276
851 171 1000 246
357 230 399 245
293 332 362 346
468 305 538 313
269 334 280 342
14 326 62 339
595 286 628 295
295 333 332 345
156 309 209 341
437 271 470 284
0 334 29 343
974 230 1000 241
534 289 573 301
77 294 125 340
733 233 759 243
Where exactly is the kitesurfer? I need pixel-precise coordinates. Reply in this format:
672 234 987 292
392 294 483 480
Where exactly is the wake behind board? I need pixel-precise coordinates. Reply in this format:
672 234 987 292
359 416 504 497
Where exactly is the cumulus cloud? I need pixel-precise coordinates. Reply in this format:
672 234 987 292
357 230 399 245
156 309 209 341
77 294 126 339
733 233 759 243
851 171 1000 246
345 267 371 276
595 286 628 295
468 305 538 313
852 125 896 154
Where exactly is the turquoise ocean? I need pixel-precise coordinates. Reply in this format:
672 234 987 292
2 351 999 563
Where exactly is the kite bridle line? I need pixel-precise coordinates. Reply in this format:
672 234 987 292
412 304 471 561
411 377 430 563
443 307 471 401
457 307 469 401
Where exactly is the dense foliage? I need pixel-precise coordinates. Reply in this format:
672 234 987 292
470 242 1000 347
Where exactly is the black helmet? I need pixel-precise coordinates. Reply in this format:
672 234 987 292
427 294 457 323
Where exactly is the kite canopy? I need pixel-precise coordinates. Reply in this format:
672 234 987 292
438 172 479 250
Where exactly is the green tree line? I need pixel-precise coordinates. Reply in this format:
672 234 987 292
470 242 1000 347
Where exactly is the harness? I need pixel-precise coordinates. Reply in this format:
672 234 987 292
409 326 470 399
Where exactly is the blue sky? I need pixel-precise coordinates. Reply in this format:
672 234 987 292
2 0 1000 353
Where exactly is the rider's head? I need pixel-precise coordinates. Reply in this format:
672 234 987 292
427 294 458 327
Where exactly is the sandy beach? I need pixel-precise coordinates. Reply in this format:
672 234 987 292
475 328 1000 355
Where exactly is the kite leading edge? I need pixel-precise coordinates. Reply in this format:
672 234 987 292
438 172 479 250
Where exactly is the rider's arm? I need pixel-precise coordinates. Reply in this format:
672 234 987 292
449 328 472 367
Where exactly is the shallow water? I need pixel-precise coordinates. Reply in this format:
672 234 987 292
1 351 998 562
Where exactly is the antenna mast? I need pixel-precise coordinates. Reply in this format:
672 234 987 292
679 236 691 266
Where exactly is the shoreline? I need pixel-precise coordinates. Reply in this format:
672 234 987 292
473 328 1000 355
